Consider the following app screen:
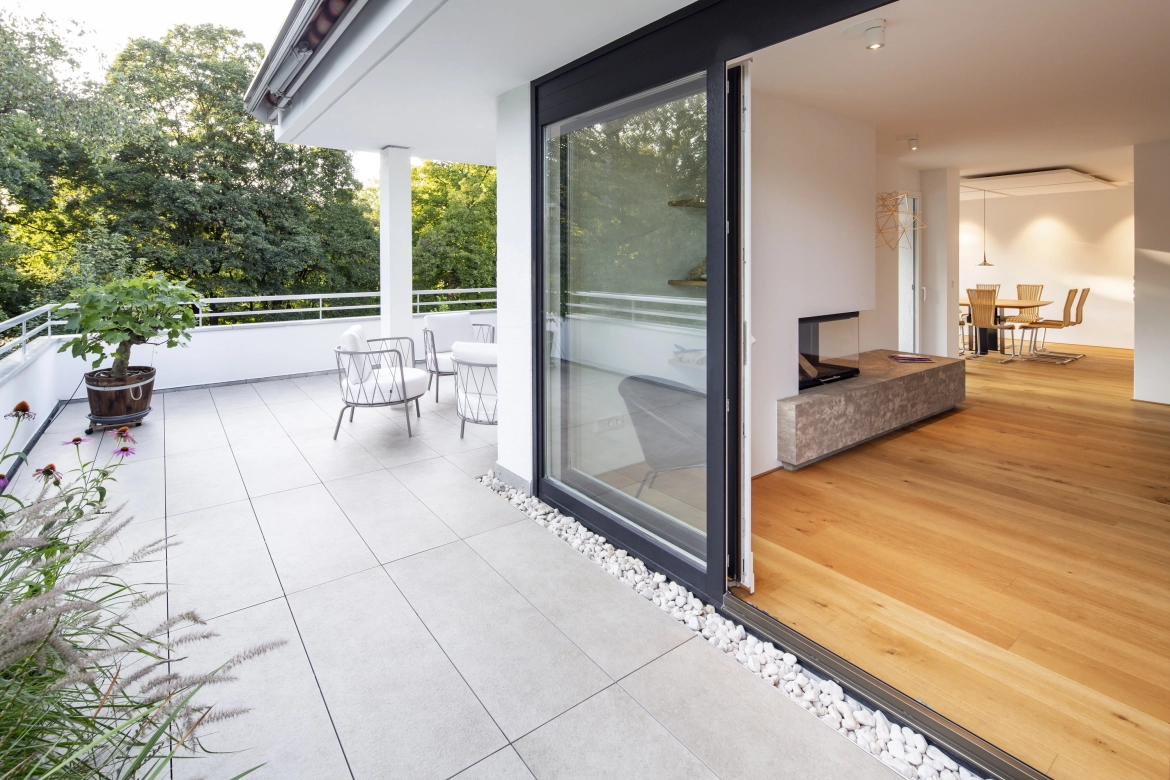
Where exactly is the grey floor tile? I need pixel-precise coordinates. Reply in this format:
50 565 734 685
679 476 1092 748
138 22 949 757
167 500 282 619
106 454 166 523
290 427 384 483
467 520 691 680
388 542 611 740
444 445 499 479
289 568 506 780
515 685 716 780
250 378 310 405
251 484 378 593
164 412 228 455
217 404 287 445
171 599 350 780
291 373 339 399
266 398 338 435
341 410 442 468
620 639 897 780
452 747 534 780
210 382 265 410
392 412 494 456
114 418 164 461
162 388 217 418
165 446 248 515
232 436 320 497
93 516 168 635
325 469 457 563
390 457 525 538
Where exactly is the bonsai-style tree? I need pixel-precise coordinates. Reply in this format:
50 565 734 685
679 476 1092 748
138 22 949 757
58 275 200 380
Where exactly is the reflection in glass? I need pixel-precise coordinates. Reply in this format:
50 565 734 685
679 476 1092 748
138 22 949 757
543 74 708 564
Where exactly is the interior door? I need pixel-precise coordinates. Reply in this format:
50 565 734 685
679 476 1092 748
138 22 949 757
735 62 754 591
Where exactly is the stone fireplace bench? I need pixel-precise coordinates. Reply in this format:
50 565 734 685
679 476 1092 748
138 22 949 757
776 349 966 470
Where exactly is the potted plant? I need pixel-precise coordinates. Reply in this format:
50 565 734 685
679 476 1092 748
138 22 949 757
58 275 199 433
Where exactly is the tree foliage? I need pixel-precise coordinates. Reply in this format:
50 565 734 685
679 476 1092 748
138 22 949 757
411 161 497 292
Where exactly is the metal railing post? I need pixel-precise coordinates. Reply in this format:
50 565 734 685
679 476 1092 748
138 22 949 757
319 296 324 320
20 321 26 357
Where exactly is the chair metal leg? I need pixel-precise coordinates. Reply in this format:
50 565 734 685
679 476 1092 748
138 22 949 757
349 406 356 422
403 402 412 437
460 418 466 439
333 406 347 440
435 375 440 403
415 398 420 417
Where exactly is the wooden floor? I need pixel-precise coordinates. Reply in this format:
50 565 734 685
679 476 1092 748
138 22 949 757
740 344 1170 780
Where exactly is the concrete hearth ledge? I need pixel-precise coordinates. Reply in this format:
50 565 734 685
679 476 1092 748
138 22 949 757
779 349 965 469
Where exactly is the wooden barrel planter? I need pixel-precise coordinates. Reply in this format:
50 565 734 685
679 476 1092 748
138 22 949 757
84 366 156 434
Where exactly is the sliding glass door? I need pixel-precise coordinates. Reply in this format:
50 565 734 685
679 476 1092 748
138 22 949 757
542 74 710 567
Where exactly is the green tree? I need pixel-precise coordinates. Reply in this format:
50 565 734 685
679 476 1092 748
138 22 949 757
92 24 378 303
411 161 497 293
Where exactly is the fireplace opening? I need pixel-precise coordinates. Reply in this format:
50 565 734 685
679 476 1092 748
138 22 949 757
798 312 860 390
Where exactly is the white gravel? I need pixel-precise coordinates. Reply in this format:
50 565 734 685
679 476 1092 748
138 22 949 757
479 472 993 780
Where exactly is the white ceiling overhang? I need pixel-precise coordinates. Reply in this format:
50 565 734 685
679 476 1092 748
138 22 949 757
959 169 1120 200
268 0 697 164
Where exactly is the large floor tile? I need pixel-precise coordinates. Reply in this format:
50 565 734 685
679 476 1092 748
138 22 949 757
167 500 282 619
390 457 525 538
290 427 384 483
164 412 228 455
105 454 166 523
325 469 456 563
162 388 217 418
342 411 442 468
289 568 506 779
172 598 351 780
515 685 716 779
113 418 164 461
388 542 611 740
250 378 310 405
452 747 534 780
392 412 495 456
467 520 691 679
620 639 897 780
217 404 287 445
251 484 378 593
232 436 320 497
209 382 265 410
266 398 337 435
93 516 168 635
444 445 499 479
164 446 248 515
291 373 340 399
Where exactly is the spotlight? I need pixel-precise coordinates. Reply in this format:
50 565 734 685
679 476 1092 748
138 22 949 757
908 136 919 151
865 24 886 49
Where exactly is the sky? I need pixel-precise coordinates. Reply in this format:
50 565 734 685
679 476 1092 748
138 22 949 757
0 0 382 183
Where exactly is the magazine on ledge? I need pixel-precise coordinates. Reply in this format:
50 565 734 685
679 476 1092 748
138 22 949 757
889 354 935 363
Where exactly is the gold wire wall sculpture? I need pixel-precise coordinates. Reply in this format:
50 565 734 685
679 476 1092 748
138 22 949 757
875 191 925 250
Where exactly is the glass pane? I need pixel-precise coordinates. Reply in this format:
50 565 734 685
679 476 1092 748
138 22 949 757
543 74 708 565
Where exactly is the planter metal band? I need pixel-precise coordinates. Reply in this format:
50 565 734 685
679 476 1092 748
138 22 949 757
85 376 155 401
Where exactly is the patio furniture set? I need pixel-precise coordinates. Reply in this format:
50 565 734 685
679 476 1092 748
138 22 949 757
333 311 498 439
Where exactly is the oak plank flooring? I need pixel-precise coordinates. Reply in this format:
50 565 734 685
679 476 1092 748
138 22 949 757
743 344 1170 780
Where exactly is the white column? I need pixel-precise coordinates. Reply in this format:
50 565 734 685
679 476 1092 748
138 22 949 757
919 168 960 357
494 85 534 491
379 146 413 339
1134 139 1170 405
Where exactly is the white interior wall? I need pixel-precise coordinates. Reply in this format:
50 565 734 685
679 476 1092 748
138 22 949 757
959 188 1135 349
749 92 876 475
1134 139 1170 405
919 168 961 358
493 85 535 489
862 155 922 353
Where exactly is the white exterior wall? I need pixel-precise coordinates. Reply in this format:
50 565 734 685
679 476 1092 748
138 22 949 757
1134 139 1170 405
959 187 1135 349
919 168 961 358
380 147 414 339
494 85 534 490
749 93 876 475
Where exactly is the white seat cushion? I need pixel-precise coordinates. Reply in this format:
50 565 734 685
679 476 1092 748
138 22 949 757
343 366 428 404
452 341 498 365
339 324 372 385
424 312 474 353
434 351 453 373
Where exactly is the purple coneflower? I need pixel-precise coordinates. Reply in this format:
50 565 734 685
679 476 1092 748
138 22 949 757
34 463 63 484
62 436 92 446
5 401 34 420
0 473 8 490
112 445 136 459
110 426 137 444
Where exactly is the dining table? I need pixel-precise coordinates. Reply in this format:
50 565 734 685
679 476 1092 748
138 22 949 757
958 298 1053 355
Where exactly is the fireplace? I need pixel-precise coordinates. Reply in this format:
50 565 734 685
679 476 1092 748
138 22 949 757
798 312 860 390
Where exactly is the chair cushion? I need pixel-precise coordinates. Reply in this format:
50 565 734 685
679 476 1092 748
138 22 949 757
434 351 453 373
339 324 371 385
424 312 474 353
452 341 498 365
343 366 429 404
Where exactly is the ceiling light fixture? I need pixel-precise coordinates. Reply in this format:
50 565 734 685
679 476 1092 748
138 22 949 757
908 136 919 151
843 19 886 50
979 190 994 267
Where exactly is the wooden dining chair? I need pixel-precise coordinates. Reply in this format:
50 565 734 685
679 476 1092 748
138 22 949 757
965 288 1017 362
1033 288 1089 361
1020 288 1077 363
1004 284 1043 324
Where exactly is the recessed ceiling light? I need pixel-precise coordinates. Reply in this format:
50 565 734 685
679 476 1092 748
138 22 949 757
844 19 886 50
908 136 919 151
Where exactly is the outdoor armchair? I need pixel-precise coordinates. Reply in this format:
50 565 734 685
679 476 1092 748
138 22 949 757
335 324 428 438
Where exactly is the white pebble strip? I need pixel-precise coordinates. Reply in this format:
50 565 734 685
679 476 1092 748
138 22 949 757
479 472 992 780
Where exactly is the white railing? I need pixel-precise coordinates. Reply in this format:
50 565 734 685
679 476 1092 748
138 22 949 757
564 290 707 330
0 303 75 360
194 288 498 325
